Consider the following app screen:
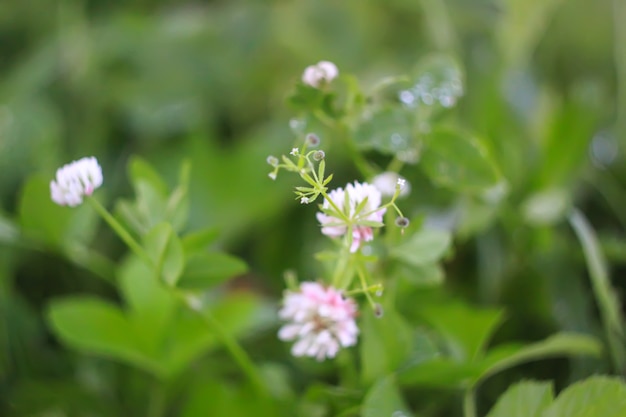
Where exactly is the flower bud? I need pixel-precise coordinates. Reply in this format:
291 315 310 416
306 133 321 147
313 150 325 161
395 217 410 228
266 155 279 167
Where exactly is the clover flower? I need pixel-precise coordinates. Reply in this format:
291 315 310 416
316 181 386 252
278 282 358 361
302 61 339 88
50 156 103 207
372 171 410 198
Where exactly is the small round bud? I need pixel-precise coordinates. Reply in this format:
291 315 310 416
266 155 279 167
313 150 326 161
374 303 384 318
306 133 321 147
395 217 410 228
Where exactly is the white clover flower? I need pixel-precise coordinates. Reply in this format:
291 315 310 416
372 172 410 198
302 61 339 88
50 156 103 207
278 282 358 361
316 181 386 252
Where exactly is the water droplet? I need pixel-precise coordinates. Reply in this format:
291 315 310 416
439 95 456 108
390 133 406 148
399 90 415 106
590 131 618 168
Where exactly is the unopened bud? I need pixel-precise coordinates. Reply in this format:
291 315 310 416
266 155 279 167
306 133 321 147
313 150 326 161
395 217 410 228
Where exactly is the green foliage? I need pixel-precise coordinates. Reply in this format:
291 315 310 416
488 377 626 417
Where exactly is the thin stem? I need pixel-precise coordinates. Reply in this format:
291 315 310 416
569 208 626 372
86 196 153 268
177 293 267 395
463 388 477 417
87 197 266 394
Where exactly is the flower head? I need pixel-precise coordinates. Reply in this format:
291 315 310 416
302 61 339 88
50 156 103 207
278 282 358 361
316 181 386 252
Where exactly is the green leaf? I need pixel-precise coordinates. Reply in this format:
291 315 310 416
18 175 73 245
398 358 482 388
419 302 504 361
569 209 626 371
47 297 163 375
287 83 326 112
353 106 415 155
542 376 626 417
362 376 414 417
165 159 192 232
144 223 185 286
181 228 219 255
390 228 451 267
395 262 445 287
421 128 502 192
477 333 602 384
486 381 554 417
129 156 169 197
360 306 413 384
177 252 248 290
0 211 19 245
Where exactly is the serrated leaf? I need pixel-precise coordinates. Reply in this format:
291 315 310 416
542 376 626 417
486 380 554 417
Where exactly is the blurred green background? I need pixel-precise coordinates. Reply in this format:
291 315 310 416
1 0 625 415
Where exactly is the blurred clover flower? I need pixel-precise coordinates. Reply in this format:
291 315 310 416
50 156 103 207
372 171 410 198
278 282 358 361
302 61 339 88
317 181 386 252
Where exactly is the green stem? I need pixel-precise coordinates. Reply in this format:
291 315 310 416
86 196 153 267
463 388 477 417
177 293 267 395
87 197 266 391
568 209 626 372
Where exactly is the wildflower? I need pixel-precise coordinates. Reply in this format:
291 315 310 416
313 150 325 161
278 282 359 361
290 148 299 156
50 156 103 207
268 172 277 180
372 172 410 198
301 197 310 204
302 61 339 88
316 181 386 252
